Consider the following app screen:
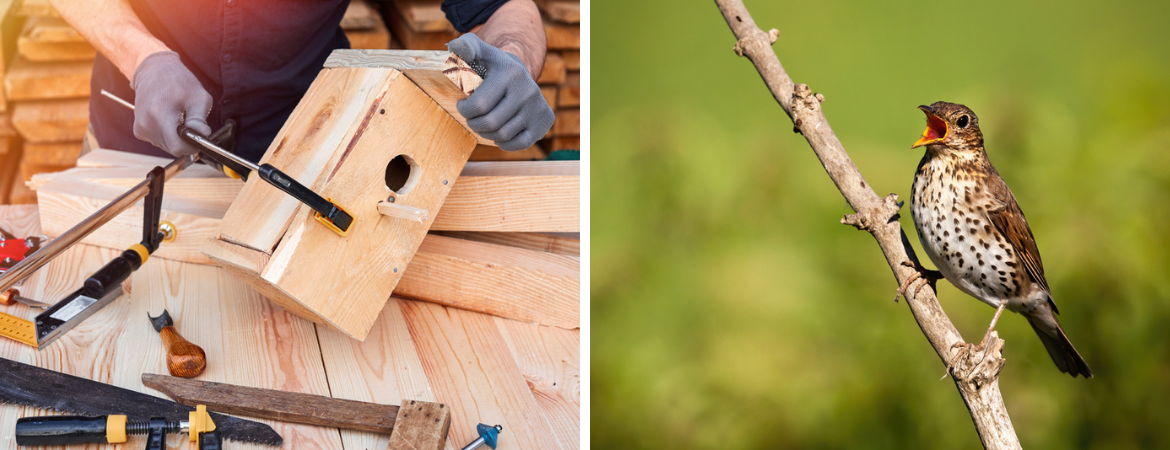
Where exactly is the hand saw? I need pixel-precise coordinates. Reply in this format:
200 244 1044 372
0 357 282 446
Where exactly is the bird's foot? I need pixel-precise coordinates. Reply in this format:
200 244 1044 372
946 333 1007 386
895 260 943 303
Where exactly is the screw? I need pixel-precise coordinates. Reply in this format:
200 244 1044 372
460 424 503 450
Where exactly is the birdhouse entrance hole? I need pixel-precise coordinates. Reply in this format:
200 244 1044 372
385 154 420 196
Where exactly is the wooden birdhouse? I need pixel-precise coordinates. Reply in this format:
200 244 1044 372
203 50 490 340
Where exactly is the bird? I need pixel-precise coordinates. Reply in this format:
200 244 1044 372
904 101 1092 378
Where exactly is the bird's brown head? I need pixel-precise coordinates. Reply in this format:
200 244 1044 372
911 101 983 151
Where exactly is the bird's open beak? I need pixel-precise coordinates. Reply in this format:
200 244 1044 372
912 105 948 148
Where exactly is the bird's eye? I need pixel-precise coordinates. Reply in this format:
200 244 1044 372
957 115 970 128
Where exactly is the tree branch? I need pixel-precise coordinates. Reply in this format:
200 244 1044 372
713 2 1021 448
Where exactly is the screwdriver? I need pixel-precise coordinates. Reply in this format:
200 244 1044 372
149 310 207 378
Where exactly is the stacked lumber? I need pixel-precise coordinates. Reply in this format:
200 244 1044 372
537 0 580 153
342 0 392 50
382 0 581 160
32 149 581 330
3 0 89 204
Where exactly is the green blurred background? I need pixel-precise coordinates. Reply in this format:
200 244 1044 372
592 0 1170 448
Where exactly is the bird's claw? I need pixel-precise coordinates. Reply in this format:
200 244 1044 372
895 260 943 302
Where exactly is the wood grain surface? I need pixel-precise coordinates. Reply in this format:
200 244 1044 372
396 234 581 329
4 56 91 101
11 98 88 143
0 206 579 449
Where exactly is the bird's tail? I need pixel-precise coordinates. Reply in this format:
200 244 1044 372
1027 311 1093 378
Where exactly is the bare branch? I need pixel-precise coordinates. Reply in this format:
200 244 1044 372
713 1 1021 448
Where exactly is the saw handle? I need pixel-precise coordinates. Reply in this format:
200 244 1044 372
159 325 207 378
15 415 128 446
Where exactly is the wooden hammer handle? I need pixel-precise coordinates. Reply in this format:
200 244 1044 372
159 326 206 378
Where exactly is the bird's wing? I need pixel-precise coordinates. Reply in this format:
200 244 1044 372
983 169 1052 297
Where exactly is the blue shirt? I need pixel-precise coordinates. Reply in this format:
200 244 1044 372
91 0 505 163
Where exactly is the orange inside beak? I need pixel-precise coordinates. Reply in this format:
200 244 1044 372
912 106 948 148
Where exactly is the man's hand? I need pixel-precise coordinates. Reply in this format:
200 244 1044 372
131 51 213 157
448 34 554 151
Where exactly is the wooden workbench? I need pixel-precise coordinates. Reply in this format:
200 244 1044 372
0 205 579 449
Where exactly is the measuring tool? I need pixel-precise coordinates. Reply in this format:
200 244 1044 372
0 162 183 348
101 90 355 236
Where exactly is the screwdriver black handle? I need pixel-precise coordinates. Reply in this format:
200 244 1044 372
15 415 127 446
255 164 354 232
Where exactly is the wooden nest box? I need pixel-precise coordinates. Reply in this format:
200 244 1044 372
204 49 492 340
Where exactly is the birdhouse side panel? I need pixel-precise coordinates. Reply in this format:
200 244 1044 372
262 73 477 340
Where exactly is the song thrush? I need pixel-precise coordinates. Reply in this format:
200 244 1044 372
905 101 1092 378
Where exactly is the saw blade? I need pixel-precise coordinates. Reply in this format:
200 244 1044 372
0 358 282 446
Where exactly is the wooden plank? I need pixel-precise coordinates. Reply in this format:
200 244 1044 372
557 72 579 107
11 98 88 143
544 20 579 50
20 139 79 166
469 143 547 162
341 0 380 30
383 1 459 51
346 19 391 50
7 172 35 204
434 231 579 257
17 16 95 62
34 172 582 328
540 85 557 110
550 136 579 152
401 301 564 450
433 161 580 232
75 147 170 168
537 52 565 85
257 74 477 340
15 0 56 17
534 0 580 24
386 400 451 450
0 0 24 114
0 139 21 203
5 56 91 100
324 50 489 145
495 319 580 450
562 51 579 71
33 155 577 263
142 374 406 434
549 108 579 138
395 234 580 329
0 113 16 138
316 299 452 450
36 178 231 264
389 0 454 33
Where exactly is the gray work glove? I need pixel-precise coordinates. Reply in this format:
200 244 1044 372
130 51 213 157
448 34 554 151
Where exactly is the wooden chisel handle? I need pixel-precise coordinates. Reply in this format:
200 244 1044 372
159 325 206 378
